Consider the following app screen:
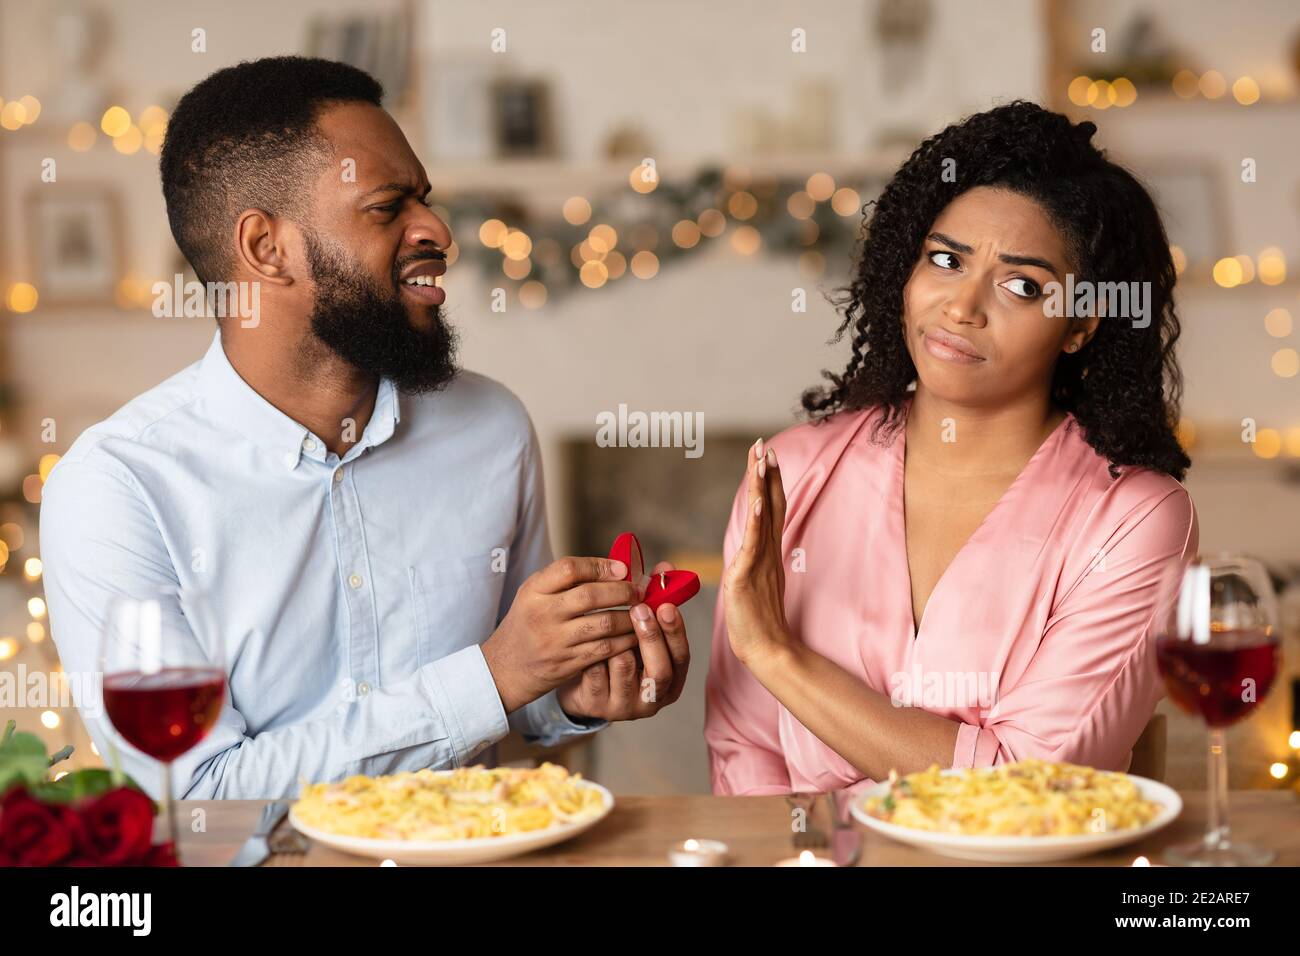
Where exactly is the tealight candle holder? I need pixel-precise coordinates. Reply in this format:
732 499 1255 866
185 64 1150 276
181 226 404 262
668 838 729 867
774 850 838 867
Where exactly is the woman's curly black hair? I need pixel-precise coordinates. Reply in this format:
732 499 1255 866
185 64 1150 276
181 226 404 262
802 100 1190 482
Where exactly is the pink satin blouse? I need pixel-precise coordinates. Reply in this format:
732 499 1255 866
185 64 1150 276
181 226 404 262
704 403 1199 795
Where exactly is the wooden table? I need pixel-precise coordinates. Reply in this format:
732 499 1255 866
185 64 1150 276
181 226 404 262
177 790 1299 866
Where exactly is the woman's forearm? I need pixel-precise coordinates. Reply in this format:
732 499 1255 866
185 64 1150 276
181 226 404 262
745 642 961 782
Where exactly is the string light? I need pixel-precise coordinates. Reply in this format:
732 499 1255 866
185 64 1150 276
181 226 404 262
1250 429 1282 458
501 229 532 260
1067 76 1096 107
588 224 618 254
518 280 547 309
786 191 815 220
17 95 41 123
100 105 131 137
0 101 26 130
1110 77 1137 107
1212 257 1243 288
727 191 758 220
831 187 861 217
0 523 23 550
561 197 591 226
630 251 659 279
7 282 38 312
1271 348 1298 378
730 225 761 255
579 260 609 289
1169 245 1187 275
502 256 531 280
1172 69 1199 99
1232 77 1261 106
1257 248 1285 285
478 219 507 248
697 209 725 237
671 220 700 249
799 250 825 278
628 163 658 194
805 172 835 202
1199 71 1227 99
604 250 627 279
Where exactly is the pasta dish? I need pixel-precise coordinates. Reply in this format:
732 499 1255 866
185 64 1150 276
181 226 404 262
292 762 607 840
861 759 1162 837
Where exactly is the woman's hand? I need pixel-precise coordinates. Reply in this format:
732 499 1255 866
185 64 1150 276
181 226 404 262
722 438 795 668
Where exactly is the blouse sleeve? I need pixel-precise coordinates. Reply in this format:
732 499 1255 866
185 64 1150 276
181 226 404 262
704 477 793 795
951 485 1198 771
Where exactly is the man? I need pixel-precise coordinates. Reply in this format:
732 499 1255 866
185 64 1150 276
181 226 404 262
41 56 689 800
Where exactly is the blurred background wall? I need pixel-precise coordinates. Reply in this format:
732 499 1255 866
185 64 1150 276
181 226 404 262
1 0 1298 794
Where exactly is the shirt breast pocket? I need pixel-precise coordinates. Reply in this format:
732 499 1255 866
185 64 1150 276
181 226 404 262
408 552 508 669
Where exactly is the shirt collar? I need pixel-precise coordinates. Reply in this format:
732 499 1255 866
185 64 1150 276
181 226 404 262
195 332 402 470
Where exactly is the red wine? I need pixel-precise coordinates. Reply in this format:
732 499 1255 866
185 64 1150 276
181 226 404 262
1155 629 1279 727
103 667 225 761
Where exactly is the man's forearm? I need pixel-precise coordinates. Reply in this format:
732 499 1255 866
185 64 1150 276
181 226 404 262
170 645 510 799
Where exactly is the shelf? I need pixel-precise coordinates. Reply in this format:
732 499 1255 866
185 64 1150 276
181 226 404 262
423 150 910 198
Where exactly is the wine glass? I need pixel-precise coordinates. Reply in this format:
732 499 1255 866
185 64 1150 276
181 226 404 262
99 591 225 861
1152 553 1281 866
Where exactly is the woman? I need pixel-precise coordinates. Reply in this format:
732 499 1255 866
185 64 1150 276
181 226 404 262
705 102 1198 796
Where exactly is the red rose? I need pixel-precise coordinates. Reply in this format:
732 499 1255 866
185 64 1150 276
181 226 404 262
78 787 157 866
0 787 82 866
141 841 180 867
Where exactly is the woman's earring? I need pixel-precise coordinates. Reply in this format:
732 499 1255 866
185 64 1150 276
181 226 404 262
1067 342 1080 353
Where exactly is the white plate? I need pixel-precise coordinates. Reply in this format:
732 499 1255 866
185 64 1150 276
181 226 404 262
850 770 1182 863
289 780 614 866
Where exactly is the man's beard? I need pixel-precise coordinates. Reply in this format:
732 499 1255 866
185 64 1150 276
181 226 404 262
303 229 458 394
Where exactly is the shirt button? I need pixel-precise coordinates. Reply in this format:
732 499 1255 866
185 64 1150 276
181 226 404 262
357 681 371 696
349 573 363 589
303 438 317 452
333 468 345 483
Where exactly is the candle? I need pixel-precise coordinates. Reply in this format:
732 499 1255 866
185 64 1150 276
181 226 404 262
668 838 729 867
774 850 838 867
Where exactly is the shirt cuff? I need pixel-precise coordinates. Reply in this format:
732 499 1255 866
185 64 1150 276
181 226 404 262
509 688 607 747
952 721 1003 769
419 645 510 764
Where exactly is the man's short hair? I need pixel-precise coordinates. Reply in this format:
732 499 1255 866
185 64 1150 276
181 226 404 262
160 56 383 284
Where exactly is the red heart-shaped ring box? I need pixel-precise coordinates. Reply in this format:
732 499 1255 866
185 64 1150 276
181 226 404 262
608 531 700 612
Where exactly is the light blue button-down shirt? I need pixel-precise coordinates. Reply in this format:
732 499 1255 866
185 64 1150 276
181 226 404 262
41 332 601 800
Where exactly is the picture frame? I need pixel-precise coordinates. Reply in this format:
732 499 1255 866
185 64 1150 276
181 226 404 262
424 54 497 161
1134 160 1231 276
490 78 555 158
303 9 413 108
25 186 124 307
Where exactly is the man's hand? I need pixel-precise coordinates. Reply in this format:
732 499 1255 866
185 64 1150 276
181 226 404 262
557 561 691 722
482 556 642 713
